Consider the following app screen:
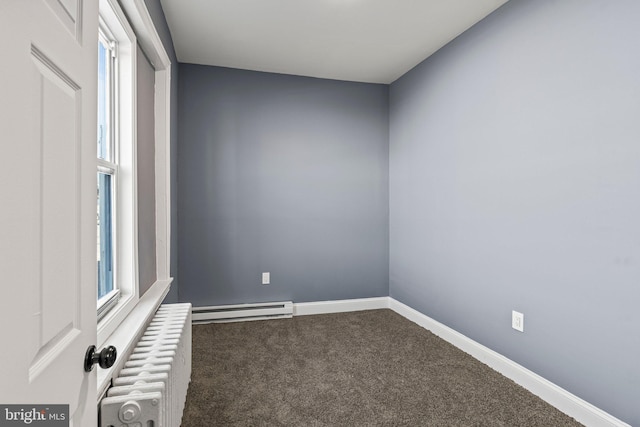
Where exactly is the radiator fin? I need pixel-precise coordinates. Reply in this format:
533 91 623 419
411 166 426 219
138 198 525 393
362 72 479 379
100 303 192 427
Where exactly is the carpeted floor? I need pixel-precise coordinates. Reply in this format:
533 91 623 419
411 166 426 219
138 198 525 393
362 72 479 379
182 309 583 426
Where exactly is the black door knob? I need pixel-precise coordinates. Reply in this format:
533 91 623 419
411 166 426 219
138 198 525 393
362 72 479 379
84 345 117 372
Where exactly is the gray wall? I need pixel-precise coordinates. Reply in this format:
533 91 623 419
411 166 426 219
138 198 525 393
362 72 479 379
178 65 389 306
389 1 640 424
136 45 157 296
143 0 179 302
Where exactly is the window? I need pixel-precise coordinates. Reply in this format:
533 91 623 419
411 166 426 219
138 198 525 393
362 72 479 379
97 29 118 320
97 0 139 342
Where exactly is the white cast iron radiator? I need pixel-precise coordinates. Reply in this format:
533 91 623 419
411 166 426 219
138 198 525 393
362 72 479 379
100 303 192 427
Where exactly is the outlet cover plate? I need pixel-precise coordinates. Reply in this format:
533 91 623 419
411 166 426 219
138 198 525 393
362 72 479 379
512 310 524 332
262 272 270 285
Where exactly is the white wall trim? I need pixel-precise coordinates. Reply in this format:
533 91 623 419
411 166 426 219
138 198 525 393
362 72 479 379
293 297 389 316
153 66 171 280
119 0 172 283
388 298 630 427
120 0 170 70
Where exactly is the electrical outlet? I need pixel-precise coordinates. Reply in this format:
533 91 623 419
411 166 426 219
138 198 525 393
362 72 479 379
512 310 524 332
262 272 270 285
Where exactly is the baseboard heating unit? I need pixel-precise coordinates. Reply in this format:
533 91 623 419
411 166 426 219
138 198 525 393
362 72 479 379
100 303 192 427
192 301 293 323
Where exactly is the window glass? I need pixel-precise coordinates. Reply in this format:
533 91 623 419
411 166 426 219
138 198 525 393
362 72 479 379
97 172 114 300
97 39 110 161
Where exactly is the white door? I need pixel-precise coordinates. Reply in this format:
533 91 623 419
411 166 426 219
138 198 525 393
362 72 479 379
0 0 99 425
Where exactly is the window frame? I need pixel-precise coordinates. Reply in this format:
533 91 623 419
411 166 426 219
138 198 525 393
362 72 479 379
96 0 140 345
97 26 119 320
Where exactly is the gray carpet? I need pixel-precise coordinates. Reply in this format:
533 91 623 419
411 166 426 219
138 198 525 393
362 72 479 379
182 309 583 426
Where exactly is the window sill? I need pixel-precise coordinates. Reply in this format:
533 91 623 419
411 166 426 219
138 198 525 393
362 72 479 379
96 278 172 399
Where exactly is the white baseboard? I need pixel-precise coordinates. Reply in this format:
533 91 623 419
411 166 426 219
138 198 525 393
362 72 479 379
293 297 389 316
388 298 630 427
249 295 627 426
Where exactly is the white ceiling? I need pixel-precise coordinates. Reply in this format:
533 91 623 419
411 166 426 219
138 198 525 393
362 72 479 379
159 0 508 84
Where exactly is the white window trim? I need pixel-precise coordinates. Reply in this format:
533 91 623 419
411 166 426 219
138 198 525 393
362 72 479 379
96 25 120 322
118 0 172 285
97 0 173 398
97 0 139 346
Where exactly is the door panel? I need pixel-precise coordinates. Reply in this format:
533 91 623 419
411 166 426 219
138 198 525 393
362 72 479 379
0 1 98 425
33 48 81 368
44 0 82 40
